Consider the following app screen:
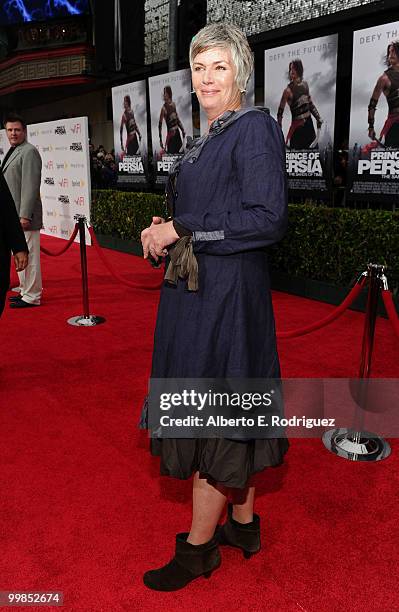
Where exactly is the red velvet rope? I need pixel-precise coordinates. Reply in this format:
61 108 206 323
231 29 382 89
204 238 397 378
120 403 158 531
277 276 367 339
382 289 399 341
88 226 163 291
40 224 79 256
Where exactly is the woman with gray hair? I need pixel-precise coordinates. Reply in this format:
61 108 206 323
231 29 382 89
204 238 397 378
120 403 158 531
141 22 288 591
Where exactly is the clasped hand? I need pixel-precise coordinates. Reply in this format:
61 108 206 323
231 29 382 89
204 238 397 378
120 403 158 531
14 251 28 272
141 217 179 262
20 217 31 230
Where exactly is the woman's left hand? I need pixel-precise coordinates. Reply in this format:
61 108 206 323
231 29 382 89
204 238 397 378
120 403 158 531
141 220 179 261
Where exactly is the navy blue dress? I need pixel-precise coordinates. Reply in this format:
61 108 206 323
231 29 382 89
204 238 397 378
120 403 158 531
149 109 289 488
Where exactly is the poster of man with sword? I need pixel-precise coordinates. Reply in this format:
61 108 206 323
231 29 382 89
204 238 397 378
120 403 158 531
265 34 337 196
348 20 399 202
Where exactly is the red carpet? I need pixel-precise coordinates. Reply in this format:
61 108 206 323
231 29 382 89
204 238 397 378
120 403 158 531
0 235 398 612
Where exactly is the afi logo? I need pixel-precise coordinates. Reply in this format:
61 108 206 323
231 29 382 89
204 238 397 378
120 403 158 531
48 225 57 234
71 124 81 134
58 178 69 188
45 161 54 170
74 196 85 206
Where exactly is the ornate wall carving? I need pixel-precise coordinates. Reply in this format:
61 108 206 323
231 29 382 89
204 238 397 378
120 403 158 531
145 0 169 65
0 48 93 93
144 0 384 64
207 0 383 37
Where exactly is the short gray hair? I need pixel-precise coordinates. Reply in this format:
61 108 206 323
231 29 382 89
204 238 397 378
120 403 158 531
189 23 253 93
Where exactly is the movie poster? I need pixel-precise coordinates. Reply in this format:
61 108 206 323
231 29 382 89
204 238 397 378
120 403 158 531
348 21 399 202
265 34 338 194
148 69 193 185
199 71 255 135
112 80 148 186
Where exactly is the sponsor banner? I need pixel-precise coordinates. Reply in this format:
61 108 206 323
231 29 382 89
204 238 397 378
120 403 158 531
348 21 399 201
149 69 193 185
265 34 338 194
111 80 148 186
199 71 255 135
28 117 91 243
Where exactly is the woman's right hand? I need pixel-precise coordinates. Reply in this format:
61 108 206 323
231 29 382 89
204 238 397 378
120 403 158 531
141 221 178 261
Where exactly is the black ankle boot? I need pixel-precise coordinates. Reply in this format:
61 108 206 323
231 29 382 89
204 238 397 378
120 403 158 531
216 503 261 558
143 533 221 591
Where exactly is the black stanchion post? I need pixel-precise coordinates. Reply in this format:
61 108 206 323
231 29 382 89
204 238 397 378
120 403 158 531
359 264 381 379
78 216 90 318
323 264 391 461
67 215 106 327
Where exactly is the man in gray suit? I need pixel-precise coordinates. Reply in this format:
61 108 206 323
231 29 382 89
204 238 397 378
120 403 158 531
2 113 43 308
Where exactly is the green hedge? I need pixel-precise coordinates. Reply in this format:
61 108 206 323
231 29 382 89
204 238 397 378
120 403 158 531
91 190 165 241
91 190 399 287
268 204 399 286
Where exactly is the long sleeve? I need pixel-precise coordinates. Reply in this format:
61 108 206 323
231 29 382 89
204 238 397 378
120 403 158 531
173 112 288 255
19 147 42 220
0 173 28 254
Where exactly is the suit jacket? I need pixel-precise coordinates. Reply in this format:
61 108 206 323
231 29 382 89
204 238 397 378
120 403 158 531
0 172 28 296
2 140 43 230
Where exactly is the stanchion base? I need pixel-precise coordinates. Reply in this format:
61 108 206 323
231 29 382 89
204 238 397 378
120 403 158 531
67 315 106 327
322 428 391 462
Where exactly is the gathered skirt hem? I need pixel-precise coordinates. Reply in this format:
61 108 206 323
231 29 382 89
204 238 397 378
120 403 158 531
149 437 289 489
